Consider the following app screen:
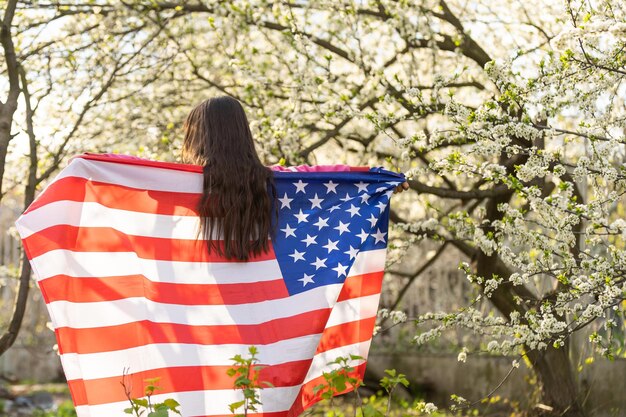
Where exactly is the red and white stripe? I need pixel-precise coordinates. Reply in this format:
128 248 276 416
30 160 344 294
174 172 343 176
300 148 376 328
16 157 385 417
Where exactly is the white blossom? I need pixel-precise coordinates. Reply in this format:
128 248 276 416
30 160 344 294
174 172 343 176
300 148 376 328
457 347 468 363
415 401 438 414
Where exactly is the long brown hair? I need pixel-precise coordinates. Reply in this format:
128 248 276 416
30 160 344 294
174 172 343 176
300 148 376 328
182 96 278 261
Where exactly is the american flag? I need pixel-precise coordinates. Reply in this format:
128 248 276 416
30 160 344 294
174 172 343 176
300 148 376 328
15 153 405 417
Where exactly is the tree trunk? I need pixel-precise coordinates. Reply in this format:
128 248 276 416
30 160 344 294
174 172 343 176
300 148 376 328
0 64 38 356
477 264 587 416
0 254 32 355
471 144 588 416
526 342 587 417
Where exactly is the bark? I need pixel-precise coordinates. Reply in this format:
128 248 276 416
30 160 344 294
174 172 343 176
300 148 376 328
526 344 587 417
0 0 26 356
476 252 586 416
0 253 32 355
0 66 38 356
474 160 587 416
0 0 20 200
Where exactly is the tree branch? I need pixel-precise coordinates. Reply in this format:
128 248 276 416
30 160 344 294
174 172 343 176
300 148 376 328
0 0 20 201
0 64 37 356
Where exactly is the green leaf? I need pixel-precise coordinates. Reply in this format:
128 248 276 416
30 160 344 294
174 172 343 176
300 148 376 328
333 374 348 392
132 398 149 408
147 408 168 417
228 400 246 413
144 377 161 385
313 383 326 394
234 376 251 385
163 398 180 410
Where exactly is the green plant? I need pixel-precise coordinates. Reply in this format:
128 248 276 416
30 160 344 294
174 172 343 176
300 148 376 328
310 359 443 417
120 370 181 417
379 369 409 415
313 354 365 412
310 385 442 417
227 346 273 417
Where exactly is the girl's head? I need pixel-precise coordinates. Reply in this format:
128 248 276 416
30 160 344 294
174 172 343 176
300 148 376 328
182 95 278 261
182 96 257 166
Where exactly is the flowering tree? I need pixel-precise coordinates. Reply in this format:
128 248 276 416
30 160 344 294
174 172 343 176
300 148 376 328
1 1 624 416
0 0 180 354
404 5 625 414
141 2 621 416
127 2 622 415
400 3 626 416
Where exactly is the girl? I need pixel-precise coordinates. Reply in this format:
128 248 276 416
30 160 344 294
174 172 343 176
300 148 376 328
181 95 280 261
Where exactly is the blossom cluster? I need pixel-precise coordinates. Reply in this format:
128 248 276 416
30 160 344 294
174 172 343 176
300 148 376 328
388 1 626 365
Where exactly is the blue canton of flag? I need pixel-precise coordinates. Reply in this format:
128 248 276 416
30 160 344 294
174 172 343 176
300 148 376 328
271 168 405 295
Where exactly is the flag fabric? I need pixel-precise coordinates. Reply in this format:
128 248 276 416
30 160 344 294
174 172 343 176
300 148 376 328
15 153 405 417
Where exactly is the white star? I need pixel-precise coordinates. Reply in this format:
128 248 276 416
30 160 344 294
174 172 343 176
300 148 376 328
345 245 359 259
329 204 341 212
281 223 296 238
311 257 327 270
323 239 339 253
332 262 349 278
367 214 378 228
278 193 293 209
346 204 361 217
294 209 309 223
359 193 370 204
324 180 338 194
340 193 353 202
376 201 387 211
298 273 315 286
313 217 329 230
356 229 369 243
334 221 350 235
375 186 387 193
384 189 394 198
293 180 308 194
354 181 368 192
308 193 324 209
289 249 305 262
301 234 317 247
372 228 387 244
